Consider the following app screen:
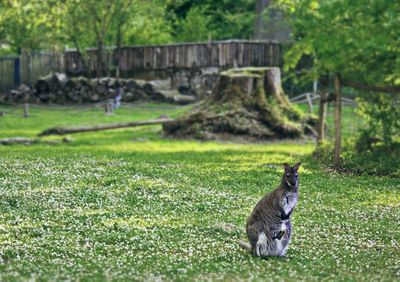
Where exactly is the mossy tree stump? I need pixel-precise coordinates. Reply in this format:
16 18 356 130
163 67 317 140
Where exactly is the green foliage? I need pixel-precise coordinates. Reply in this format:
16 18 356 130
1 0 255 54
0 0 63 53
175 6 211 42
121 1 172 45
280 0 400 86
0 0 172 54
167 0 255 41
313 141 400 177
68 0 172 47
356 94 400 147
345 142 400 177
0 104 399 280
60 0 95 51
312 100 399 177
280 0 400 167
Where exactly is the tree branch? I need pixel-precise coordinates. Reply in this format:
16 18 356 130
320 77 400 94
341 80 400 94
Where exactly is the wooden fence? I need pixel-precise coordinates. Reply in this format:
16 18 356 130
65 40 282 75
0 57 18 93
20 50 65 85
1 40 281 93
0 50 64 93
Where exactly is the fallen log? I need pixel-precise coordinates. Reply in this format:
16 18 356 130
38 118 175 137
0 137 68 145
173 94 196 105
0 137 39 145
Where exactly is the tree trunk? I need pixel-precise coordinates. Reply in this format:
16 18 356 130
0 138 39 145
254 0 271 40
71 37 88 75
114 25 122 79
0 137 65 145
317 89 328 143
96 40 104 79
164 67 317 140
253 0 291 43
35 73 65 92
334 73 342 166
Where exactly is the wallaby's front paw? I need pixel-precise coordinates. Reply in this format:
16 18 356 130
275 230 285 240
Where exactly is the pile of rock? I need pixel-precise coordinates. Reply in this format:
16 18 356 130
5 73 196 105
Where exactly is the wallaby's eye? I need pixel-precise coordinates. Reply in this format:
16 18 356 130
286 173 290 177
295 173 298 177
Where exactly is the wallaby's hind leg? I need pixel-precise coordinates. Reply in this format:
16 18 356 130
246 225 259 255
255 232 270 257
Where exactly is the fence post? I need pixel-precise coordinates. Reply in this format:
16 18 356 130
317 90 328 143
14 58 21 87
105 99 113 115
306 79 318 114
23 103 29 118
313 80 318 94
334 74 342 166
233 59 238 68
306 93 313 113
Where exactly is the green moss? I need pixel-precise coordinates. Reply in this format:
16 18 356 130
220 72 261 78
221 67 283 78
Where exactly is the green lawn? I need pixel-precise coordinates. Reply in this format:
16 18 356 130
0 104 399 281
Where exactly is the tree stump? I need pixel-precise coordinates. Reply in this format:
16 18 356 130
163 67 317 140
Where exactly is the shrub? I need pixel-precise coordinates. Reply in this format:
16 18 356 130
313 93 400 177
356 94 400 148
313 139 400 178
175 6 212 42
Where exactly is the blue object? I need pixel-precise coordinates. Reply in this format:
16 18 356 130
14 58 21 87
113 87 122 109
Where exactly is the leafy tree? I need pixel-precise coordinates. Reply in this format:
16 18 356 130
120 1 172 45
0 0 62 53
60 0 94 72
278 0 400 164
166 0 255 41
254 0 291 42
356 94 400 148
59 0 171 77
78 0 120 77
279 0 400 87
175 6 211 42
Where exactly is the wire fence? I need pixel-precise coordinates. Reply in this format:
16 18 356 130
289 92 357 107
289 92 361 140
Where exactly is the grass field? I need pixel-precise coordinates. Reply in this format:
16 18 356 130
0 103 399 281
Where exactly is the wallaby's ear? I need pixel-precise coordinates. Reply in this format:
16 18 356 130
293 162 302 171
283 163 290 172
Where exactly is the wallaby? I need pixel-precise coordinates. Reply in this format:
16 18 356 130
239 162 301 257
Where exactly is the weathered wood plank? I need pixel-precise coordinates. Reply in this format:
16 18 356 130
0 41 281 90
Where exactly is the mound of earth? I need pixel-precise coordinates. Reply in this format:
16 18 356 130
163 67 317 140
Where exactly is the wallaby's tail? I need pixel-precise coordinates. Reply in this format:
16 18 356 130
239 240 251 252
